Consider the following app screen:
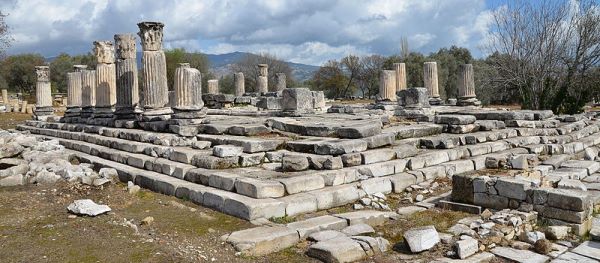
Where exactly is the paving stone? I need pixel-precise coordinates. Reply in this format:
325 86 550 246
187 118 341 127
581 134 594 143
279 193 318 216
403 225 440 252
572 241 600 261
491 246 550 263
234 177 285 198
455 238 478 259
286 215 348 239
307 230 346 242
213 145 243 157
277 174 325 194
226 226 299 256
315 139 368 155
307 236 366 263
341 223 375 236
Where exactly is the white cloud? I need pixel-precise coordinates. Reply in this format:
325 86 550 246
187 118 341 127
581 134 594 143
1 0 493 65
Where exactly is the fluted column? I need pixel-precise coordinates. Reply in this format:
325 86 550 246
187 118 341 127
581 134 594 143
379 70 397 101
81 69 96 119
275 73 286 91
114 33 140 119
394 63 407 92
64 65 85 122
138 22 171 114
173 63 203 110
92 41 117 121
457 64 481 106
1 89 7 105
423 62 441 105
207 79 219 94
257 64 268 93
234 72 245 96
34 66 54 119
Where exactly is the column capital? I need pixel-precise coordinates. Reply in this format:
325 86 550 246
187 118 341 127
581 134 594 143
35 66 50 82
114 33 137 59
93 41 115 64
137 21 164 51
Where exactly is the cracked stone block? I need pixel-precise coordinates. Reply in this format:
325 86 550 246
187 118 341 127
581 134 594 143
226 226 299 256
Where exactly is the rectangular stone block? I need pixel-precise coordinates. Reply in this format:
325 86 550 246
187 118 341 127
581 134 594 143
308 184 362 210
234 177 285 199
277 174 325 194
286 215 347 239
279 193 318 217
495 177 530 200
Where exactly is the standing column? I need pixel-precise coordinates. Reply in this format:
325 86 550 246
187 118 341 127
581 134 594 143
114 33 140 124
423 62 441 105
169 63 206 136
207 79 219 94
378 70 397 102
91 41 117 125
80 69 96 119
457 64 481 106
234 72 245 96
33 66 54 120
137 21 172 131
275 73 286 91
257 64 268 93
394 63 407 92
1 89 7 106
64 65 86 122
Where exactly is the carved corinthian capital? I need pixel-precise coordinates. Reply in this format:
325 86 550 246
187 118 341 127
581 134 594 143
137 21 164 51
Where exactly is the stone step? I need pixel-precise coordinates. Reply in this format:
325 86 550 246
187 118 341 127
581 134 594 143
196 134 284 153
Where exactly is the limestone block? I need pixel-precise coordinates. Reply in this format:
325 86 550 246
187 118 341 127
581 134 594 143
336 121 382 139
308 184 361 210
315 139 368 155
234 177 285 198
279 193 318 216
361 133 395 148
455 238 478 259
226 226 299 256
495 177 530 200
546 189 591 211
490 247 549 263
307 236 366 263
434 115 476 125
403 225 440 253
213 145 243 157
282 154 309 171
389 173 417 193
361 149 396 164
397 87 430 108
287 215 348 239
282 88 313 112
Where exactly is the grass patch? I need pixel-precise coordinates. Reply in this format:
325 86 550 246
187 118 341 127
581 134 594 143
270 216 296 224
380 209 469 244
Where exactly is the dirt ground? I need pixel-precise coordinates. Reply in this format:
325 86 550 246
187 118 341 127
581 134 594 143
0 112 32 130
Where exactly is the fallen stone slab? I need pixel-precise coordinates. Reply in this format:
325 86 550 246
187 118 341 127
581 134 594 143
433 252 495 263
335 210 389 226
307 236 367 263
434 115 476 125
341 223 375 236
403 225 440 253
491 246 550 263
455 238 478 259
315 139 368 155
67 199 111 216
552 251 598 263
226 225 300 256
572 241 600 260
286 215 348 239
308 230 347 242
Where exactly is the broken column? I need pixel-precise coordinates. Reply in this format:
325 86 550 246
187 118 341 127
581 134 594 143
378 70 397 102
276 73 286 91
169 63 206 136
234 72 245 96
207 79 219 94
80 69 96 120
64 65 87 122
33 66 55 121
395 87 432 121
114 33 141 127
257 64 268 93
1 89 7 106
90 41 117 126
457 64 481 106
423 62 441 105
137 21 172 131
394 63 407 92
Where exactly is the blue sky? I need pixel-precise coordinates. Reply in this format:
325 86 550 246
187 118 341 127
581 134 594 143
0 0 500 65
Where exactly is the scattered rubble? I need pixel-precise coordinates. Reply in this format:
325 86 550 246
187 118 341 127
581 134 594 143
67 199 111 216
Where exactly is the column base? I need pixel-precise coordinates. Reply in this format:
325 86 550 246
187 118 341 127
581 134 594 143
115 106 143 120
89 107 115 126
80 107 94 119
63 107 82 123
138 120 169 132
114 119 139 129
428 97 443 105
457 97 481 106
167 108 207 136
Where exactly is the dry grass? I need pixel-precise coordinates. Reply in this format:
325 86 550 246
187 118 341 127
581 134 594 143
0 112 32 130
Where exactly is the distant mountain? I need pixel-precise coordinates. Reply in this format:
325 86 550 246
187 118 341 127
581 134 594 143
206 51 319 82
45 51 320 82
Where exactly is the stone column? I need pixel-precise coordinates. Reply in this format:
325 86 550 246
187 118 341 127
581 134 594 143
207 79 219 94
114 33 140 123
394 63 407 92
257 64 268 93
379 70 397 102
64 65 86 122
275 73 286 91
91 41 117 125
234 72 245 96
457 64 481 106
80 69 96 119
423 62 441 105
170 63 206 136
138 22 171 128
1 89 7 105
20 101 27 113
33 66 54 120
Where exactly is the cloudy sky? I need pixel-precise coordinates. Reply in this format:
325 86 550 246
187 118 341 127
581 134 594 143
0 0 497 65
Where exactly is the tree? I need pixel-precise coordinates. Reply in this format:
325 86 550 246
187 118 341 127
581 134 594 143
230 53 293 92
357 55 385 98
0 11 11 58
0 53 45 94
340 54 360 97
430 46 472 99
164 48 210 90
49 53 73 93
311 60 348 98
486 0 600 113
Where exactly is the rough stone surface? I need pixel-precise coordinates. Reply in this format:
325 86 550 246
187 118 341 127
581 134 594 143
403 225 440 252
491 246 550 263
67 199 111 216
307 236 366 263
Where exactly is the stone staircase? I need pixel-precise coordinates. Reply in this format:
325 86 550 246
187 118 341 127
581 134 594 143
16 118 600 221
